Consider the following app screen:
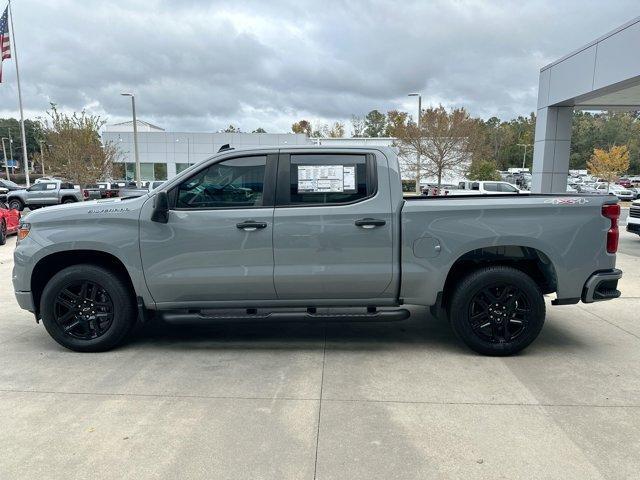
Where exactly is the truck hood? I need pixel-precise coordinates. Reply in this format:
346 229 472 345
24 195 148 223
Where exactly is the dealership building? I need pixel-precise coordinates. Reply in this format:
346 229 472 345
533 16 640 192
102 121 312 181
101 121 399 182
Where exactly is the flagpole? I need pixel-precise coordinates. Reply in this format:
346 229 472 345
8 0 29 187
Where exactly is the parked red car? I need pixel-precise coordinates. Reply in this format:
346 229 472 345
617 178 633 188
0 202 20 245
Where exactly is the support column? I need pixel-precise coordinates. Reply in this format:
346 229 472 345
531 106 573 193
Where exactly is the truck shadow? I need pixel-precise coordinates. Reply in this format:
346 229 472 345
128 311 585 355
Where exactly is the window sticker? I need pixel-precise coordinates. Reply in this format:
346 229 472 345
298 165 347 193
343 165 356 192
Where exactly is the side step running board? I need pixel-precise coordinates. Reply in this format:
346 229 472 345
161 309 411 324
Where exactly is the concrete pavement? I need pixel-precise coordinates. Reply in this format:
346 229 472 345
0 232 639 479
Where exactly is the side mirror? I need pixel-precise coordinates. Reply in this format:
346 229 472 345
151 191 169 223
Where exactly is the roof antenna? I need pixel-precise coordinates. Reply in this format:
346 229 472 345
218 144 234 152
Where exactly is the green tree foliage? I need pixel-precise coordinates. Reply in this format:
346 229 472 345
571 111 640 174
252 127 267 133
42 104 121 186
364 110 387 137
467 160 501 181
0 117 44 169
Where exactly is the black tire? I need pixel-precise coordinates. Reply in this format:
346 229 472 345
0 219 6 245
8 199 23 211
40 264 136 352
62 198 76 204
448 266 545 356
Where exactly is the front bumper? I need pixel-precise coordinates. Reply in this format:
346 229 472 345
627 223 640 234
14 291 35 312
582 269 622 303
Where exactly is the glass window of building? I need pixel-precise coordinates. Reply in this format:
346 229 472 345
154 163 168 180
176 163 191 174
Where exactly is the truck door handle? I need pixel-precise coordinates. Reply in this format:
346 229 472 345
236 220 268 231
355 218 386 229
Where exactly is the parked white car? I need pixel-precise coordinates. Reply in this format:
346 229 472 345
594 183 635 201
456 181 528 195
628 199 640 236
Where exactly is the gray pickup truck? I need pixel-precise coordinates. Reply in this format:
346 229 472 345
12 146 622 355
7 180 82 211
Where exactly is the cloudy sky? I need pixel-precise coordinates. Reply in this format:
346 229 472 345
0 0 638 133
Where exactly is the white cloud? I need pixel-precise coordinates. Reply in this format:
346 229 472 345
0 0 637 132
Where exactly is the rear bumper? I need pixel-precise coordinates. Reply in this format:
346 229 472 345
14 291 35 312
582 269 622 303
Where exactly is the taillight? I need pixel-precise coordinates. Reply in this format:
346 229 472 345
602 204 620 254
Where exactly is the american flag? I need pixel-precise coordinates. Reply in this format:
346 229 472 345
0 6 11 83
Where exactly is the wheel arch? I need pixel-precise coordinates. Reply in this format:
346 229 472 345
441 245 558 309
31 250 136 317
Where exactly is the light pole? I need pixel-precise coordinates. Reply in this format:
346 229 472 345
38 140 46 175
121 93 141 186
1 138 10 181
408 93 422 194
517 143 532 170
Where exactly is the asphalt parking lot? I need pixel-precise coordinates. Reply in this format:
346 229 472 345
0 232 639 480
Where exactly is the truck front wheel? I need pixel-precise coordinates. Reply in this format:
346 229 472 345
448 266 545 356
40 265 136 352
8 199 23 211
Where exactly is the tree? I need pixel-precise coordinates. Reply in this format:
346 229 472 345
252 127 267 133
42 104 121 186
467 159 501 181
385 110 409 137
223 125 241 133
587 145 630 188
393 105 482 193
364 110 387 137
351 115 365 137
291 120 312 136
0 117 44 171
326 121 345 138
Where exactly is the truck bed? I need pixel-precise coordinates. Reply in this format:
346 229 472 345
399 193 618 306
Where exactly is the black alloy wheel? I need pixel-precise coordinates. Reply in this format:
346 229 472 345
53 281 115 340
40 264 136 352
467 283 530 344
449 266 545 356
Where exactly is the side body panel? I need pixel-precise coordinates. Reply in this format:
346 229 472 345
11 197 153 309
139 202 277 305
272 149 398 300
400 195 617 306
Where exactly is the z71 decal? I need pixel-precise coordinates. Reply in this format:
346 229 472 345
543 197 590 205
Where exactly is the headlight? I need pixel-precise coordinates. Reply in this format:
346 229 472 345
17 222 31 242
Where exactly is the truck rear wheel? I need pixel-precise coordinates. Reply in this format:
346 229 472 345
40 265 136 352
448 266 545 356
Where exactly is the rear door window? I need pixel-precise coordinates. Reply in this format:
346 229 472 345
281 154 373 206
498 183 518 192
